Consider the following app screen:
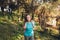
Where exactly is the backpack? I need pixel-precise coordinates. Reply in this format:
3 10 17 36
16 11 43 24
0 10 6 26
25 20 35 28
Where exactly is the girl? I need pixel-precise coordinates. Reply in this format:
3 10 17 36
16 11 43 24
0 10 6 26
23 15 35 40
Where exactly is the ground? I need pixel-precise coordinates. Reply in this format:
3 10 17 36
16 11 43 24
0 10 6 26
0 15 59 40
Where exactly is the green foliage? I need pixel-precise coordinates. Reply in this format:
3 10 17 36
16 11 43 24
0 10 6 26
0 1 60 40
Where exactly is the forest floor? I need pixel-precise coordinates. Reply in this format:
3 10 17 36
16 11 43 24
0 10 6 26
0 12 59 40
0 17 59 40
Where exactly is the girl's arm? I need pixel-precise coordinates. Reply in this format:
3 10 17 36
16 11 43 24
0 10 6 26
23 25 26 29
23 23 26 30
31 20 37 30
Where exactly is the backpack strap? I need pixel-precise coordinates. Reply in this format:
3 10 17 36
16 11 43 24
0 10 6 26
25 21 35 28
31 20 35 28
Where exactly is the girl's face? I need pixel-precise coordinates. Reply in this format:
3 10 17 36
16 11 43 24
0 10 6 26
27 15 31 22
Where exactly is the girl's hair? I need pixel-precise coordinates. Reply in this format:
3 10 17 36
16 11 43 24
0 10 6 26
24 14 31 22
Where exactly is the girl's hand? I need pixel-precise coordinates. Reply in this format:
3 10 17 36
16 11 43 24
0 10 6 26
23 25 26 29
